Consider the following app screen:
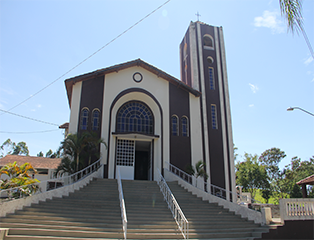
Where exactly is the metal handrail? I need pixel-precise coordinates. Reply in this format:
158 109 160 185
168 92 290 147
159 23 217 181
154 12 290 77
157 169 189 239
0 159 102 202
165 161 261 205
117 167 127 240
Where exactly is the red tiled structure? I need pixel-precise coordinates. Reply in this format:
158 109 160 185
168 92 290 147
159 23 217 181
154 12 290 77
297 174 314 198
0 155 61 170
0 155 61 182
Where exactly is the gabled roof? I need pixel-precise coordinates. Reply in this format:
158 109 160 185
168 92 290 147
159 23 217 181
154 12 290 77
297 174 314 185
65 59 201 107
0 155 61 170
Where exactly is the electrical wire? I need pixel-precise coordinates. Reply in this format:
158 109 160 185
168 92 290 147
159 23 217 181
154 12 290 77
0 109 60 126
0 129 60 134
0 0 172 116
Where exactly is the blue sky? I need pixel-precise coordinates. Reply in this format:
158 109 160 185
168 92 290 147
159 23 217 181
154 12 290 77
0 0 313 169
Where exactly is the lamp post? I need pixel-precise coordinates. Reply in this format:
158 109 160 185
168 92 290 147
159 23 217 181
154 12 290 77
287 107 314 117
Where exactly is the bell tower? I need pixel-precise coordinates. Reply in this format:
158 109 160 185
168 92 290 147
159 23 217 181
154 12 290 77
180 21 235 200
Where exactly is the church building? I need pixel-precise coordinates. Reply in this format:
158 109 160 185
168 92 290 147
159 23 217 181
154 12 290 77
64 21 235 195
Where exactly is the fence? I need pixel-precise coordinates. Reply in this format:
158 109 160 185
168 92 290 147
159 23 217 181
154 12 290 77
157 168 189 239
165 161 260 205
116 167 127 240
280 198 314 222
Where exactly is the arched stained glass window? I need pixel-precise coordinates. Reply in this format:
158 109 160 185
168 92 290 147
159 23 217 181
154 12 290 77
171 115 179 136
181 116 189 137
116 101 154 134
92 109 100 131
80 108 89 130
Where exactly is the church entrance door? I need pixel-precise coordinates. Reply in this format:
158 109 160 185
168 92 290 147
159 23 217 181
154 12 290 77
134 141 151 180
116 139 152 180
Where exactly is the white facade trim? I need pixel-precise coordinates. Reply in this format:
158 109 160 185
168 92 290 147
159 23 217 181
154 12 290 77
214 27 230 200
219 27 236 200
68 81 82 134
196 22 211 186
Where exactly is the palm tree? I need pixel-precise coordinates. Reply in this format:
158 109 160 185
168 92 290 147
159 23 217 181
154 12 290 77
83 132 107 166
58 132 106 173
195 160 208 181
279 0 303 34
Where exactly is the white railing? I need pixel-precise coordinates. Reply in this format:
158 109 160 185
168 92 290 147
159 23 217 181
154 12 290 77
0 159 102 202
156 169 189 239
165 161 261 205
117 167 127 240
280 198 314 222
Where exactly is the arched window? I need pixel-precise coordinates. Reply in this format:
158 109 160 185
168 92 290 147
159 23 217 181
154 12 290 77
171 115 179 136
92 109 100 131
116 101 154 134
181 116 189 137
203 35 214 49
80 108 89 130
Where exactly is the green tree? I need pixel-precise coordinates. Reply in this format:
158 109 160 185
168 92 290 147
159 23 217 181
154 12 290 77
195 160 208 181
58 132 106 173
37 151 44 157
0 161 39 198
259 148 286 181
279 0 303 34
259 148 287 202
236 153 268 199
0 139 29 157
55 156 76 177
282 156 314 198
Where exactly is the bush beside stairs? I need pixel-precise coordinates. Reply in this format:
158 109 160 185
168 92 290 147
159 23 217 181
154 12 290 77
0 178 270 240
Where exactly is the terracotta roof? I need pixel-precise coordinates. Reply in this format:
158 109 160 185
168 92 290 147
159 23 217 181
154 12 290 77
64 59 201 107
0 155 61 170
59 122 69 129
296 174 314 185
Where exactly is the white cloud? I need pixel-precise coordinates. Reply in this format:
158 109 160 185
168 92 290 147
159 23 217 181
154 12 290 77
0 87 15 95
37 104 42 108
249 104 254 108
304 56 313 66
249 83 259 93
254 10 285 34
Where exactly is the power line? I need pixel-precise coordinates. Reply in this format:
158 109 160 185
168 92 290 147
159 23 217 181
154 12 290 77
1 0 172 116
0 129 60 134
0 109 60 126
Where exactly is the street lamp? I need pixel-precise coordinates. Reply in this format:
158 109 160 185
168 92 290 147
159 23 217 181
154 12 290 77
287 107 314 117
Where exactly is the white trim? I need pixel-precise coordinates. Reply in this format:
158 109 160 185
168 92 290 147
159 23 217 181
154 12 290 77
214 27 230 200
219 27 236 201
68 81 82 134
189 22 200 91
196 22 211 187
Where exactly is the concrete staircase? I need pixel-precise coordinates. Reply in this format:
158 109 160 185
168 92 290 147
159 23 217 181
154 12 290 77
0 178 124 240
167 181 270 240
121 180 182 239
0 178 272 240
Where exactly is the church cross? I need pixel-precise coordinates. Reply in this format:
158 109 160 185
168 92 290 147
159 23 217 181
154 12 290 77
196 12 201 21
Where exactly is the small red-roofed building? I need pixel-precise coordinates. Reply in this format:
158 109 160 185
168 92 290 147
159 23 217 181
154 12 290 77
0 155 62 191
297 174 314 198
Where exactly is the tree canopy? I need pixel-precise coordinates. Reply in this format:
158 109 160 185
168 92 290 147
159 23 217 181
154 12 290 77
0 139 29 157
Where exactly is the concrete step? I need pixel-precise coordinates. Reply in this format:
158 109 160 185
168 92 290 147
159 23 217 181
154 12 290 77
167 181 268 239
